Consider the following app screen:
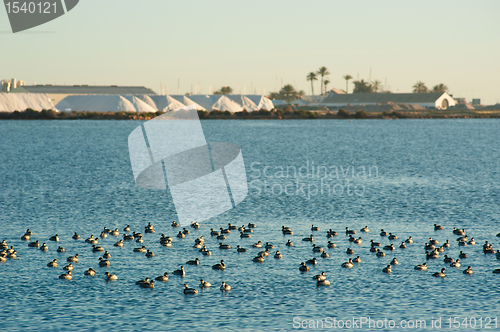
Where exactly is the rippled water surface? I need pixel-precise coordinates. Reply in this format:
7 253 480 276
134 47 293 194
0 119 499 331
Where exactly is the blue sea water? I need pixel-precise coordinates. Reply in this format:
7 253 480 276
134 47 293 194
0 119 499 332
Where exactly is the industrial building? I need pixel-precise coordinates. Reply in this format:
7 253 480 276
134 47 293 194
320 92 456 110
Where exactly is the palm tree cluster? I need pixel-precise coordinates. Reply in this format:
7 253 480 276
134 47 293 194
412 82 448 93
306 67 331 96
351 79 383 93
213 86 233 95
269 85 305 102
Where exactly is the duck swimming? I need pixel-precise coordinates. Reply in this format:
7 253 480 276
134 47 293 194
57 246 65 253
383 244 395 251
346 248 354 255
342 259 353 268
299 263 309 272
313 272 326 281
84 268 96 276
186 258 200 265
353 256 361 263
28 240 39 247
311 225 320 231
40 243 49 252
327 241 336 248
114 239 124 247
49 234 59 242
360 226 369 233
253 253 265 263
399 242 406 249
220 282 231 291
145 250 154 258
286 239 293 246
414 263 427 271
219 243 231 250
432 268 446 278
382 265 392 274
92 245 105 252
67 254 79 262
236 245 248 252
212 260 225 270
376 249 385 257
200 279 211 288
173 266 186 275
59 271 72 280
302 235 313 242
450 259 461 268
183 284 198 295
155 273 169 282
434 224 444 230
443 255 454 263
103 251 111 259
253 241 262 248
258 249 270 257
380 229 388 236
105 272 118 281
47 259 58 267
345 227 356 235
99 257 110 267
317 279 330 286
390 258 399 265
133 246 146 253
274 251 283 259
459 251 468 258
312 244 323 253
463 266 473 275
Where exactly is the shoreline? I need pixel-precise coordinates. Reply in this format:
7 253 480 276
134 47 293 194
1 108 500 120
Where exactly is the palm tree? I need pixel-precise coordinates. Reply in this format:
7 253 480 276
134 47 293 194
431 83 448 93
306 72 318 95
343 75 353 94
316 67 330 95
353 79 372 93
280 84 298 103
412 81 428 93
323 80 330 95
372 80 382 93
214 86 233 95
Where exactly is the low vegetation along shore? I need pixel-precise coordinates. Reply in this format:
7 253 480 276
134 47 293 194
1 108 500 120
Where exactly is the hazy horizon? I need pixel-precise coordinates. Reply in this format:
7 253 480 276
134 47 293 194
1 0 499 104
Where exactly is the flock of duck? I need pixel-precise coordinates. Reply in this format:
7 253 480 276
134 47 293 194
2 222 500 294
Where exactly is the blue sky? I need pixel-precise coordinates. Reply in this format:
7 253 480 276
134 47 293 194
1 0 499 104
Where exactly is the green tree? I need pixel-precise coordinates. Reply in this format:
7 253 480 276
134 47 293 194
316 66 330 95
431 83 448 93
306 72 318 95
280 84 298 103
353 79 372 93
214 86 233 94
343 74 353 94
372 80 382 93
323 79 330 95
412 81 428 93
